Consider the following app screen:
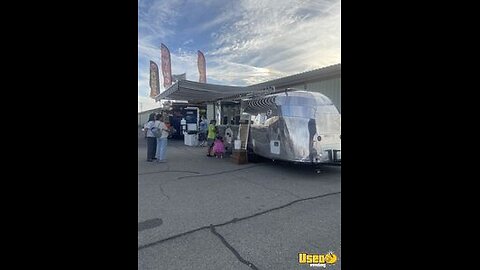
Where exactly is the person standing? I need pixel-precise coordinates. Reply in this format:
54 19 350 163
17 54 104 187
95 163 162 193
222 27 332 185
198 116 208 146
212 136 225 158
144 113 158 162
206 120 217 157
155 113 169 162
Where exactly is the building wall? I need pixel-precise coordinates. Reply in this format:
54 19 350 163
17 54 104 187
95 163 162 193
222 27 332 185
290 76 341 112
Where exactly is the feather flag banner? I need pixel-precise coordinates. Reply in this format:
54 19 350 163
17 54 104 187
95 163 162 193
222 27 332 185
149 60 160 99
197 50 206 83
161 43 173 88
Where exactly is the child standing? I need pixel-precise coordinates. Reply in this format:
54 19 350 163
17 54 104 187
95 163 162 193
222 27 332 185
212 136 225 158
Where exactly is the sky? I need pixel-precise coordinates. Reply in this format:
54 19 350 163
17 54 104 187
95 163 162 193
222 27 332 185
138 0 341 112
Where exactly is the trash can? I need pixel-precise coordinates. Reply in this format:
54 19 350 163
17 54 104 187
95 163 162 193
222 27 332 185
184 133 198 146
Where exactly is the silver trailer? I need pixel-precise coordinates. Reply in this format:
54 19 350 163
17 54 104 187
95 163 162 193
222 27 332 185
243 89 341 165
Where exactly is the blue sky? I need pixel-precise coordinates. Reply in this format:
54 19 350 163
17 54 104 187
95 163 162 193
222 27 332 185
138 0 341 111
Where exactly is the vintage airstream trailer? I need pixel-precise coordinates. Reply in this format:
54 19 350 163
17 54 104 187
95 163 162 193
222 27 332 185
243 90 341 165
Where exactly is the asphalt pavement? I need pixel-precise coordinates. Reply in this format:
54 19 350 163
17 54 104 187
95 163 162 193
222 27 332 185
138 131 341 269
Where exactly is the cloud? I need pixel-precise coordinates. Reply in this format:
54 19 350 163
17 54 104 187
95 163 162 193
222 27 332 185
183 39 193 45
209 0 340 76
138 0 181 31
138 95 160 112
207 60 286 85
138 0 341 101
189 8 232 33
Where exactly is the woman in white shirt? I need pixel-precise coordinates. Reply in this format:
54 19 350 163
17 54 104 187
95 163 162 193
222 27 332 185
144 113 158 162
155 113 170 162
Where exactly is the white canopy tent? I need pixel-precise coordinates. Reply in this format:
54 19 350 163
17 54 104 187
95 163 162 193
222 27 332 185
155 80 254 103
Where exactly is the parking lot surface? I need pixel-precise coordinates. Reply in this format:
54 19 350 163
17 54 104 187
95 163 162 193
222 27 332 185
138 133 341 269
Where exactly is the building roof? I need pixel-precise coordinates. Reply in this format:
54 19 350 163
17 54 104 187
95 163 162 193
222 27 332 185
155 63 341 103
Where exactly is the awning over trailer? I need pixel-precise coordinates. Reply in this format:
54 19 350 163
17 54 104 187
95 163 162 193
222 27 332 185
155 80 253 103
